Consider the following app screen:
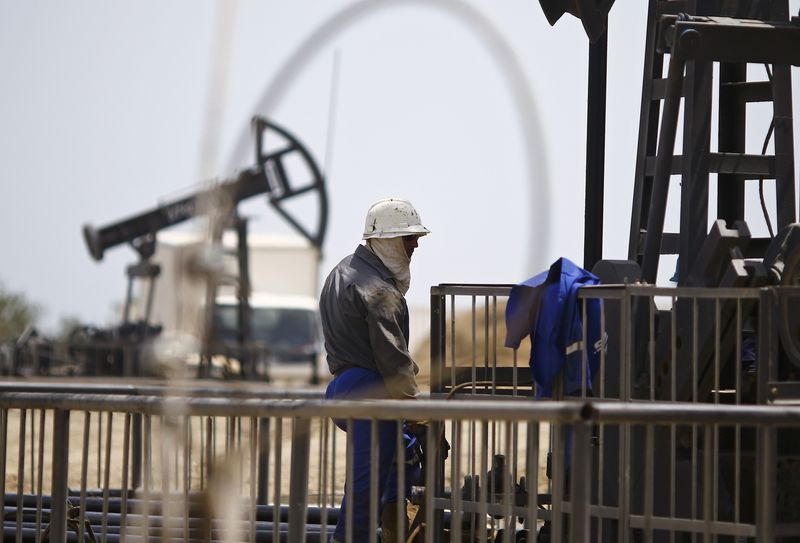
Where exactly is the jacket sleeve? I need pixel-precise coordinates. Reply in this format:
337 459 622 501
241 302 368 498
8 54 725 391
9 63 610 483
364 287 420 399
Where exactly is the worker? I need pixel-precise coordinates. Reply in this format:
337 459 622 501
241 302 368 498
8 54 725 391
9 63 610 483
320 197 429 543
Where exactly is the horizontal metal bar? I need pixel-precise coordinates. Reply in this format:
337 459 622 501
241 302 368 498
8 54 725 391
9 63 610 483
0 382 325 399
719 80 772 103
636 234 773 258
665 16 800 65
575 285 627 300
590 402 800 426
621 285 764 299
645 153 776 177
435 283 800 301
2 394 800 427
634 231 680 255
431 284 514 296
0 394 591 423
628 514 756 537
651 77 689 100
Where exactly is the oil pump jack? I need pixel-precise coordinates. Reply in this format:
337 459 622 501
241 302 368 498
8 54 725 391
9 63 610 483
541 0 800 401
79 118 328 377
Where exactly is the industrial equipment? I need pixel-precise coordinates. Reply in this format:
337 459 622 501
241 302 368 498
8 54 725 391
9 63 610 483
428 1 800 541
79 117 328 378
2 119 328 379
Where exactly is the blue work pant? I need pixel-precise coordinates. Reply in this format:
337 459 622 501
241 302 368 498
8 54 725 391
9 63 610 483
326 368 412 542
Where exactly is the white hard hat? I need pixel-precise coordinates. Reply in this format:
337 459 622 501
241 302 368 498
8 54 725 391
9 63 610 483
362 198 430 240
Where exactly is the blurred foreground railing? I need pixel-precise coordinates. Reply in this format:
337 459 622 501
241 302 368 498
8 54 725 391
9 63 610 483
1 390 800 542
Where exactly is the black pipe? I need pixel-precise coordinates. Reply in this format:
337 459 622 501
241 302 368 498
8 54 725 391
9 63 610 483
4 497 341 524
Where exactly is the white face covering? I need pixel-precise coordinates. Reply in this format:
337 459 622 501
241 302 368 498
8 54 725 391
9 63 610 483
366 237 411 294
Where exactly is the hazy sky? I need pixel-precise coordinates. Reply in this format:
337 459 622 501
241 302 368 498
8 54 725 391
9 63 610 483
1 1 799 332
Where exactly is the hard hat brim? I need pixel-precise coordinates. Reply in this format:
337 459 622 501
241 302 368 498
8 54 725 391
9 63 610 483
362 224 430 240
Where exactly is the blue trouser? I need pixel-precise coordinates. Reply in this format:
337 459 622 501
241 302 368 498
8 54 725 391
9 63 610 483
326 367 412 542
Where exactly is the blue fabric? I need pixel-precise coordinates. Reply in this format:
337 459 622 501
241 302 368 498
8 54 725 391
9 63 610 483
505 257 602 397
325 367 414 542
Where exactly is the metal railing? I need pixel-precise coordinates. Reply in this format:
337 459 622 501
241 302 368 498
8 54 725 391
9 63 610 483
429 282 800 540
430 283 800 402
1 390 799 542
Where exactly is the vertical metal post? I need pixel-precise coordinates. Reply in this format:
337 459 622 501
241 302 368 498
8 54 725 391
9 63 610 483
50 409 70 543
584 26 608 271
123 274 134 324
131 413 142 489
717 62 747 225
16 409 26 543
368 420 379 543
101 413 113 543
36 410 45 543
288 418 311 543
0 409 6 534
120 414 131 541
772 63 797 228
430 287 445 394
771 0 797 225
144 271 157 327
257 418 270 504
678 58 712 283
551 421 564 543
234 214 254 378
620 289 632 541
570 419 593 542
757 288 776 405
756 288 776 540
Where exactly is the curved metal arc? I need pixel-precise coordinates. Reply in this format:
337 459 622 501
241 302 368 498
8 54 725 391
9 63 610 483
225 0 550 272
254 117 329 249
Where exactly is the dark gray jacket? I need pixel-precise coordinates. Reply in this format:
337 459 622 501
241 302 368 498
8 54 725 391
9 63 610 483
319 244 420 399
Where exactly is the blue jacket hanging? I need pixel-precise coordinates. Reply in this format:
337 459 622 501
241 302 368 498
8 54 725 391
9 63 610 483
504 257 602 397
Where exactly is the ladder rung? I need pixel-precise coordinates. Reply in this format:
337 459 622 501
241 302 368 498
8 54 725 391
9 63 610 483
636 232 680 256
651 78 689 101
720 81 773 103
645 153 776 177
711 153 775 176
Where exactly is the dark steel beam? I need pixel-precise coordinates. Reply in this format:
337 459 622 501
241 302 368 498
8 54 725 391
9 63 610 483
660 16 800 65
584 26 608 271
645 153 777 177
678 58 712 283
641 48 686 284
628 0 664 261
717 62 747 226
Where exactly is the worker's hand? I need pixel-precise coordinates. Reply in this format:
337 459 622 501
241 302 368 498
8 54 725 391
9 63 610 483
405 420 430 435
405 421 450 461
